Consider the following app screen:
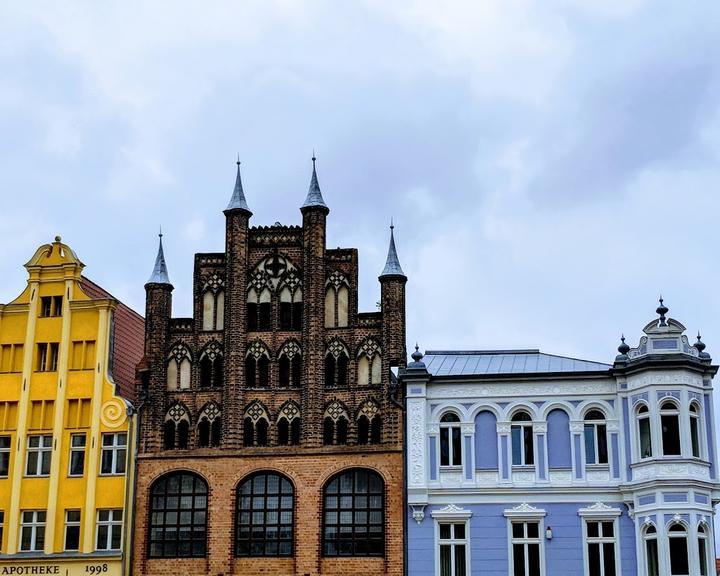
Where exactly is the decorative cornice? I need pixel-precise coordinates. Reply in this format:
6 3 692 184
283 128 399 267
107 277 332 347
431 504 473 520
503 502 547 518
578 502 623 518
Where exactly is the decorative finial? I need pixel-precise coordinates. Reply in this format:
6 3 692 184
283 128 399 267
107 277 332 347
380 220 406 278
225 157 252 215
695 332 707 354
146 231 171 286
390 217 394 230
411 344 424 363
159 225 163 239
656 296 668 326
236 154 240 167
54 235 61 242
617 334 630 356
301 153 328 211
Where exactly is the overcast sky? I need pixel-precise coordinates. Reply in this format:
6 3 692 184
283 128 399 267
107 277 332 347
1 1 719 367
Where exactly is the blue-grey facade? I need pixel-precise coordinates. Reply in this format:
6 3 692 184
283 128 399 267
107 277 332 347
400 303 719 576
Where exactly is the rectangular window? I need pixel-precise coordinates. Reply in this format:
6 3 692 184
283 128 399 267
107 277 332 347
96 509 123 550
36 343 59 372
0 344 23 373
68 434 86 477
66 398 92 429
20 510 46 551
586 520 617 576
510 521 542 576
512 426 534 466
64 510 81 551
438 522 467 576
71 340 96 370
39 296 62 317
26 435 52 476
0 510 4 549
100 433 127 475
0 436 10 476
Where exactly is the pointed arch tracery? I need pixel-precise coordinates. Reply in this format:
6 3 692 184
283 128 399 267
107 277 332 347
199 340 223 389
357 399 382 445
244 401 270 447
278 340 302 388
323 400 349 446
277 400 301 446
246 340 270 388
201 272 225 331
164 402 190 450
197 402 221 448
325 271 349 328
357 338 382 386
325 338 349 389
167 343 192 391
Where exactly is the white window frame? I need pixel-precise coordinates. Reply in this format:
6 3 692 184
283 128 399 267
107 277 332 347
578 503 622 576
583 410 609 466
96 509 123 551
635 403 653 460
667 522 690 576
0 435 10 477
642 523 659 576
100 433 127 475
659 400 681 457
25 435 52 477
19 510 46 552
431 504 472 576
504 503 546 576
511 413 534 467
439 413 463 468
64 509 81 551
697 522 711 576
688 402 703 459
68 433 86 477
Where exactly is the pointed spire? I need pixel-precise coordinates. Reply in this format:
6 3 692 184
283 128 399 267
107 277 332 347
301 153 328 211
225 157 252 215
146 230 171 286
379 220 406 279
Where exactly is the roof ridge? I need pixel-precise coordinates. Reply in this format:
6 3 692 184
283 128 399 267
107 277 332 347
425 349 540 355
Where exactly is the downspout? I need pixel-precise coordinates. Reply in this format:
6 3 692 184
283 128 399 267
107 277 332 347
127 391 145 576
389 370 408 575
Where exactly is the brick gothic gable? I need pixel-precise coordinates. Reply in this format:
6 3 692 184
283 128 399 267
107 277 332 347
135 164 406 576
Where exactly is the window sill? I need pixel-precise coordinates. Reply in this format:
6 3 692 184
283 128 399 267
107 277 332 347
439 465 463 471
511 465 536 471
585 464 610 470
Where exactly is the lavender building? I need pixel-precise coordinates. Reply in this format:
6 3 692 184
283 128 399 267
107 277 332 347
401 301 718 576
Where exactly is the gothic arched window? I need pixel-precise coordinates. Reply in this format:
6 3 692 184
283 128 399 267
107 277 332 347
322 468 384 556
325 340 349 388
357 401 381 445
277 402 301 446
357 339 382 386
199 341 223 389
584 409 608 465
163 404 189 450
235 472 294 557
279 286 303 331
243 402 270 447
200 273 225 331
166 344 191 390
660 400 681 456
247 288 272 332
278 341 302 388
246 341 270 388
197 403 221 448
325 271 349 328
148 472 208 558
323 401 349 446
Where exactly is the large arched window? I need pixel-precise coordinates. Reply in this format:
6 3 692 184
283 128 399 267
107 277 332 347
440 412 462 467
637 404 652 459
325 272 349 328
277 402 301 446
166 345 191 390
660 400 681 456
689 403 702 458
643 525 659 576
668 523 689 575
279 286 303 331
511 411 534 466
246 341 270 388
243 402 269 447
325 340 349 388
164 404 190 450
197 403 221 448
278 341 302 388
323 402 349 446
235 472 294 557
199 342 223 389
323 468 384 556
357 339 382 386
584 409 608 465
148 472 208 558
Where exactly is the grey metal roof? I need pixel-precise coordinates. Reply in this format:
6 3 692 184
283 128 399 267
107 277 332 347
225 162 251 214
422 350 611 376
379 225 406 278
146 234 171 286
301 158 328 210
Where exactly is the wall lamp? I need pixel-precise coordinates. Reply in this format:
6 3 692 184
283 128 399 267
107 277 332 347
545 526 553 540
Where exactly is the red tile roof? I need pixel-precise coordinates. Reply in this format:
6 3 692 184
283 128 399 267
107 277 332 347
80 277 144 403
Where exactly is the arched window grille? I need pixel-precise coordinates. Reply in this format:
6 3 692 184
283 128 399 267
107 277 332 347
323 468 384 556
584 409 608 465
243 402 269 447
660 400 681 456
637 404 652 459
440 412 462 467
325 340 349 388
511 411 534 466
246 341 270 388
357 339 382 386
148 472 207 558
278 341 302 388
235 472 294 557
166 344 191 390
323 402 349 445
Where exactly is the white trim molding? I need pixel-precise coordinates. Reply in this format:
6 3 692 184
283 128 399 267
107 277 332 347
578 502 623 518
503 502 547 519
431 503 473 520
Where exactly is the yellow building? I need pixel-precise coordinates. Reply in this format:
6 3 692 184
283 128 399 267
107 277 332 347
0 237 144 575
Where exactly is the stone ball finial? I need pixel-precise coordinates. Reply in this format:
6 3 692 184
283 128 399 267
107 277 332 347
695 332 706 353
656 296 669 326
411 344 424 363
54 235 61 242
617 334 630 356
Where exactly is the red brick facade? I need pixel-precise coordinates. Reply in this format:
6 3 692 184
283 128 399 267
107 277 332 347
134 166 406 575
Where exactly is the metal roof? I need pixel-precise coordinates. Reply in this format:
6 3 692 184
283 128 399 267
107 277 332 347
146 234 171 286
225 161 251 213
379 225 405 278
422 350 611 376
301 158 328 210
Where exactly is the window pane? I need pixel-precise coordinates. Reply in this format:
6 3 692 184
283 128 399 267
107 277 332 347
603 543 616 576
512 544 525 576
588 543 600 576
669 536 688 575
454 544 466 576
639 418 652 458
601 522 614 538
440 429 449 466
452 428 462 466
440 545 451 576
511 427 521 465
661 415 681 456
440 524 451 539
699 537 708 576
454 523 465 539
690 417 700 458
587 521 599 538
528 543 540 576
527 522 538 539
584 425 596 464
524 427 534 465
597 424 608 464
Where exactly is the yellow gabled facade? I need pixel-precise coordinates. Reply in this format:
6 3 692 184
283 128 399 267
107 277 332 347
0 237 143 576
